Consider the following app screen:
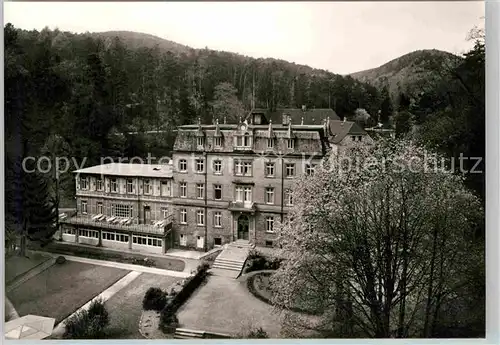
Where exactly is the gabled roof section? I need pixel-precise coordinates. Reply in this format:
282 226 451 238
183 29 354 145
214 118 222 137
329 120 367 144
195 118 205 137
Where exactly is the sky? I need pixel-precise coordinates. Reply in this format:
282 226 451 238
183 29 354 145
4 1 484 75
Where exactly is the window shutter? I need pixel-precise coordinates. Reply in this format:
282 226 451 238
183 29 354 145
76 178 80 190
91 178 96 191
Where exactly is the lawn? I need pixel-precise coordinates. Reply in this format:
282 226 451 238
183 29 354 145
5 252 52 284
7 261 129 323
176 275 283 338
104 273 182 339
36 241 186 271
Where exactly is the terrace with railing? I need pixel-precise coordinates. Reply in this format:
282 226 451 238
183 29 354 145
59 212 173 236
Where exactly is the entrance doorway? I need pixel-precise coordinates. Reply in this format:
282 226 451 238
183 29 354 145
237 215 250 240
196 236 204 249
143 206 151 224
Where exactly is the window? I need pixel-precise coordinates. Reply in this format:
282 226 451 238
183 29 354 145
180 234 187 246
197 137 204 147
144 179 152 194
243 162 252 176
96 177 103 191
358 136 363 142
214 237 222 246
266 217 274 232
179 159 187 172
265 188 274 204
243 133 251 147
196 183 205 199
287 139 295 149
180 182 187 198
214 184 222 200
351 136 356 141
235 186 244 202
133 235 162 247
235 160 243 175
126 179 134 193
286 163 295 177
97 202 103 214
214 212 222 227
235 160 252 176
103 232 128 242
161 181 171 197
63 228 76 235
236 133 251 148
265 240 273 247
79 229 98 238
197 210 204 226
196 159 204 173
112 204 132 218
236 136 243 147
265 162 275 177
161 207 169 219
285 189 293 206
80 176 88 190
111 178 118 193
244 186 252 202
214 137 222 147
305 164 316 176
81 200 88 214
267 138 274 149
213 160 222 174
180 209 187 224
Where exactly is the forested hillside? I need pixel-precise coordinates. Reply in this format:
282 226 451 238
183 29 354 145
350 49 461 102
4 23 485 245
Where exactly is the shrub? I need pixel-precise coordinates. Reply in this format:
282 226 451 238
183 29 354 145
196 261 210 272
63 299 109 339
159 307 179 334
247 327 269 338
55 255 66 264
142 287 168 311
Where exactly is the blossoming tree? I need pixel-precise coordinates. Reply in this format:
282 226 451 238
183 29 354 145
272 139 483 338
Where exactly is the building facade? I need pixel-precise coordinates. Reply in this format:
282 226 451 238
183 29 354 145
59 108 373 254
169 108 373 251
59 163 174 254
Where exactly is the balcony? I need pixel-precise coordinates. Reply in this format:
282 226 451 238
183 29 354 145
228 201 256 213
60 213 173 236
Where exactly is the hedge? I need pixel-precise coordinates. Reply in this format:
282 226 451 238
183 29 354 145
159 263 209 333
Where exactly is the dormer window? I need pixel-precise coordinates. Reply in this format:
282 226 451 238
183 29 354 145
197 137 204 147
244 133 251 147
267 138 274 149
235 132 251 148
287 139 295 149
214 137 222 147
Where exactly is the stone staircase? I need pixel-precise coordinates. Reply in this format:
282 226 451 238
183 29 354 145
174 328 231 339
210 240 255 278
173 328 205 339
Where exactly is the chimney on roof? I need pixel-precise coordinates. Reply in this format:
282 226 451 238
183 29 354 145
302 105 306 112
301 117 304 125
224 116 227 124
